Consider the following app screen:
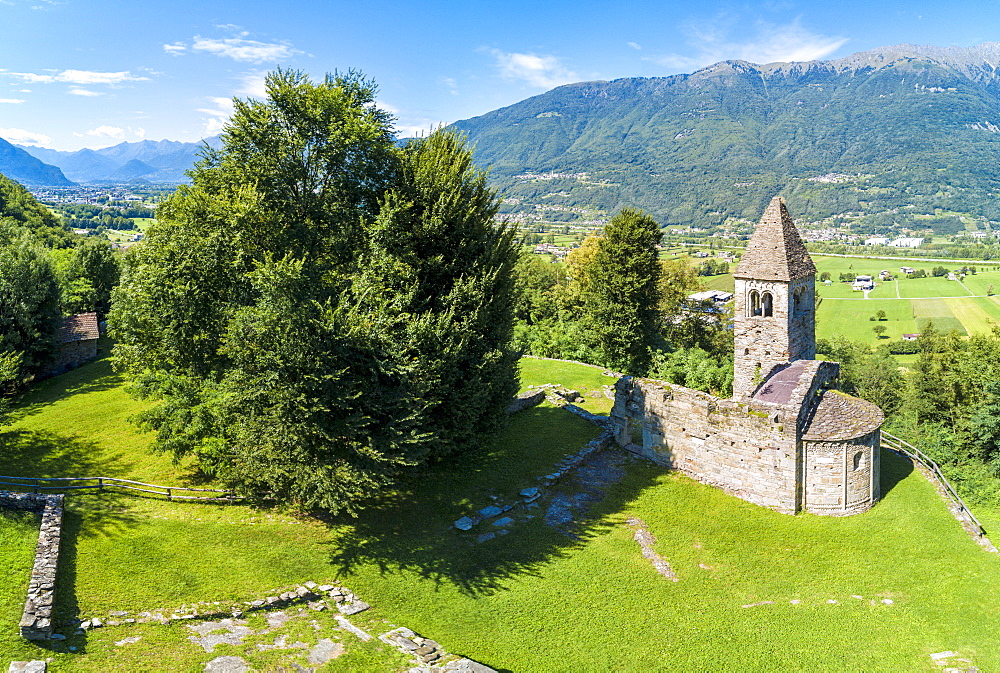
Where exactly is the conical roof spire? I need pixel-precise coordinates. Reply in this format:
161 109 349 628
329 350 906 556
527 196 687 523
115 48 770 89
733 196 816 281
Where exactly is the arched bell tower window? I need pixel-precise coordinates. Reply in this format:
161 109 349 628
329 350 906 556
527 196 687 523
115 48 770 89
749 290 761 317
762 292 774 317
793 286 804 314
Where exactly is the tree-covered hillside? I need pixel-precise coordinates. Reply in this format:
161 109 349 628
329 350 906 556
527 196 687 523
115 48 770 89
452 43 1000 228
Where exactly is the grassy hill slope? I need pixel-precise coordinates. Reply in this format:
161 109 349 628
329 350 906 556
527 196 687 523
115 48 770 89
1 357 998 670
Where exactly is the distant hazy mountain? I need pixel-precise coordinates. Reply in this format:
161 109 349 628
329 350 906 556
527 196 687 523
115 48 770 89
16 136 222 184
0 138 73 186
451 42 1000 228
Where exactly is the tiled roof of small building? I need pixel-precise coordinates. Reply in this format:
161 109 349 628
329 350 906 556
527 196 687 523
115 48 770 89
802 390 884 441
734 196 817 281
57 312 100 343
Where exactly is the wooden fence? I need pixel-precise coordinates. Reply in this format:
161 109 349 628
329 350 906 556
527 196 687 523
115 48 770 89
0 475 240 502
882 432 985 537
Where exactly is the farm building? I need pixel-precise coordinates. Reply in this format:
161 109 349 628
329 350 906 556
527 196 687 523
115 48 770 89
44 312 101 377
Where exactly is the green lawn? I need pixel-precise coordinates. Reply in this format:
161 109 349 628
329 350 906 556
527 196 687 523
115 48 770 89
3 357 194 486
519 355 616 414
816 298 918 342
4 358 1000 670
0 509 39 659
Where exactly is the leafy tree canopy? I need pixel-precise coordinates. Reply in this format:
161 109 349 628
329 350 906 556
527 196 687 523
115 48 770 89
110 70 518 512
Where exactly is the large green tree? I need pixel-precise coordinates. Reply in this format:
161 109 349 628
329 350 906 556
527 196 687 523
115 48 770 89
582 208 663 374
111 71 517 511
357 129 519 460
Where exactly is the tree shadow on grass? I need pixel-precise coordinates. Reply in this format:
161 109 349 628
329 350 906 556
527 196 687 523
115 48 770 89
0 429 137 480
880 446 915 498
8 357 125 425
324 407 662 597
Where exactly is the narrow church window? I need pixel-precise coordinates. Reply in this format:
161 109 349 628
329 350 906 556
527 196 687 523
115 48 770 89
762 292 773 317
744 348 750 355
793 287 804 313
853 451 864 471
749 290 761 317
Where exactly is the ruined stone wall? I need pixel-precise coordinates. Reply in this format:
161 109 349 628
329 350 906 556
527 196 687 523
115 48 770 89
803 432 880 514
611 377 800 513
733 276 815 399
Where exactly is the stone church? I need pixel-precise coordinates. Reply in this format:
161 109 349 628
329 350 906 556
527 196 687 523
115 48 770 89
610 196 884 515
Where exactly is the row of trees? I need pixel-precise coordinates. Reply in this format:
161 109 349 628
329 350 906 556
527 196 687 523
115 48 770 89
819 326 1000 508
110 70 518 514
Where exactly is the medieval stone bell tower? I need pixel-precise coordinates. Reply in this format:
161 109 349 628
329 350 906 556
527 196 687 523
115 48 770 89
732 197 817 399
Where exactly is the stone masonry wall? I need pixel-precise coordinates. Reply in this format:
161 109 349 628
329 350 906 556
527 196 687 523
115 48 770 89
0 491 63 640
611 377 800 513
733 276 815 400
803 432 880 514
44 339 98 378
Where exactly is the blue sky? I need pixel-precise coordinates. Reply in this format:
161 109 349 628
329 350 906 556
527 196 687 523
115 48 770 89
0 0 997 150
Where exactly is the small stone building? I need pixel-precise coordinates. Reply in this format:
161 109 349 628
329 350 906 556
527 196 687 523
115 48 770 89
45 312 100 377
611 197 884 515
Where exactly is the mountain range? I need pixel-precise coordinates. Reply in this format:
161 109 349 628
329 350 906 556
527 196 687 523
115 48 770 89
451 42 1000 229
13 137 222 184
6 42 1000 230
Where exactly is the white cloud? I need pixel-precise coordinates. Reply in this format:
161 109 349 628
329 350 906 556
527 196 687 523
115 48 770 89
6 69 149 85
487 49 578 89
191 36 298 63
0 127 51 146
627 41 642 51
69 87 100 97
0 98 25 104
442 77 459 96
85 125 125 140
163 42 187 56
198 96 235 136
135 127 146 139
204 117 227 135
238 70 268 98
645 17 847 71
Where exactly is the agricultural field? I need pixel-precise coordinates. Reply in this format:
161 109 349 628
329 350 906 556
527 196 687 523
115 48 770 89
692 253 1000 345
2 357 1000 670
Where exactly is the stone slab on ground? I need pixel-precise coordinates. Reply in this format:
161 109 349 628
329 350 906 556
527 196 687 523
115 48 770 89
338 600 370 615
187 618 254 653
8 663 45 673
334 614 372 641
308 638 345 665
204 656 249 673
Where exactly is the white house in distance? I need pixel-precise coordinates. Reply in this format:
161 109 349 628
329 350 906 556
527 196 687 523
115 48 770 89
865 237 890 246
889 237 924 248
853 275 874 291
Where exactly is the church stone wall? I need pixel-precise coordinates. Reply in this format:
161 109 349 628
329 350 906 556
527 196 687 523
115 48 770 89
803 433 880 515
611 377 800 513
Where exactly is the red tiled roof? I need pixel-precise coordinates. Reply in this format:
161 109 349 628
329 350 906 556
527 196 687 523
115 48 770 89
57 313 100 343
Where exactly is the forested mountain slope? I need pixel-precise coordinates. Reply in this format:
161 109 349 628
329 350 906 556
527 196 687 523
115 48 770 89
0 138 73 187
451 43 1000 228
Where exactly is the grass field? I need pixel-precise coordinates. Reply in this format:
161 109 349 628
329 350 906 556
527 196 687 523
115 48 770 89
0 510 39 660
4 358 1000 669
694 252 1000 345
